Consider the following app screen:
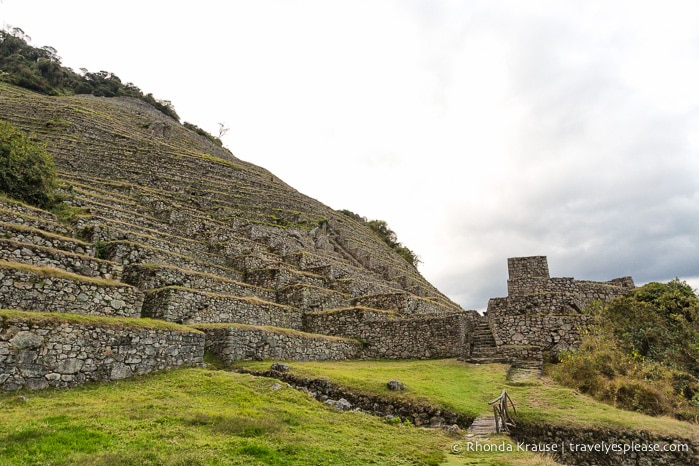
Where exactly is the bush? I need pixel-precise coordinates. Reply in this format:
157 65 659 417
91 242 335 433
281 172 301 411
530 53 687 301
0 120 57 208
606 378 672 416
553 280 699 421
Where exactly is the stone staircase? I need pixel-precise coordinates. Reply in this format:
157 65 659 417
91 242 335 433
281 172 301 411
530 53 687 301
467 317 509 363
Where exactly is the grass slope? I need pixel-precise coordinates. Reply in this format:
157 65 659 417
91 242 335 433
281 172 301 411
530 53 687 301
237 359 699 438
0 366 555 466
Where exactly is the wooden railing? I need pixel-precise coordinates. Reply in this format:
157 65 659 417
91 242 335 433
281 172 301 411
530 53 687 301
488 389 517 433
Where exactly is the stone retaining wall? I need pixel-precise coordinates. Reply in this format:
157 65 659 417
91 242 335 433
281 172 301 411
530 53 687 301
0 264 142 318
122 264 273 300
0 223 94 256
511 421 699 466
142 287 303 328
0 198 62 225
103 241 238 281
488 297 592 356
0 311 204 390
0 207 69 235
303 308 472 359
197 324 361 362
245 267 326 289
276 284 350 311
0 239 121 280
352 292 446 315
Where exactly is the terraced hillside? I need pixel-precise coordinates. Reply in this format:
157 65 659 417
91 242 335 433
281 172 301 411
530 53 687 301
0 82 472 389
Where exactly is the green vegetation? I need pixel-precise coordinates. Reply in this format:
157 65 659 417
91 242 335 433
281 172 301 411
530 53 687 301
94 240 109 260
0 368 469 466
339 209 421 268
0 28 178 120
2 360 696 464
0 119 58 209
238 359 698 438
183 122 223 147
49 201 88 226
553 279 699 421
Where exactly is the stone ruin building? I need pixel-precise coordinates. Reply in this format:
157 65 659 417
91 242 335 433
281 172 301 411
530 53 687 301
468 256 635 366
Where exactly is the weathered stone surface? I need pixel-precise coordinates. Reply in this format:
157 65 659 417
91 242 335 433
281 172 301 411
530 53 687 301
197 324 361 362
325 398 352 411
143 287 302 327
483 256 634 362
303 308 475 359
387 380 404 391
0 239 121 280
270 363 291 372
0 313 204 391
10 331 43 349
0 263 143 318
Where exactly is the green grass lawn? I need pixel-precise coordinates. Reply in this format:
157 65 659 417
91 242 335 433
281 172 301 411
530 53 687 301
0 366 554 466
236 359 699 438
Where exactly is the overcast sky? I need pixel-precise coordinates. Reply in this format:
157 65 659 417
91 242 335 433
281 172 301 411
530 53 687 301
2 0 698 310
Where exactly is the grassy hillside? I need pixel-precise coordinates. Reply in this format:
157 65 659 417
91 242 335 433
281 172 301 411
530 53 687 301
0 365 556 466
237 359 699 439
2 360 697 465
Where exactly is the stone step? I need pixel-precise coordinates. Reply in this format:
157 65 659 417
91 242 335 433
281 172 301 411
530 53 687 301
142 286 302 328
0 239 121 280
506 366 543 384
0 222 93 256
467 356 512 365
193 323 362 363
467 415 499 436
122 264 275 300
0 261 142 317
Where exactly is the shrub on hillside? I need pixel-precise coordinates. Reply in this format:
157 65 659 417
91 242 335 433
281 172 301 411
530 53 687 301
0 28 179 120
0 119 57 208
553 280 699 421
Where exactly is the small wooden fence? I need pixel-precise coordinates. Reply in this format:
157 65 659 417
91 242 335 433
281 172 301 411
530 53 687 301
488 389 517 433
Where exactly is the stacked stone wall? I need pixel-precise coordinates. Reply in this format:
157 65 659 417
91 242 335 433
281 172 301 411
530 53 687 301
0 223 93 256
0 311 204 390
0 239 121 280
103 241 237 280
575 279 634 303
142 287 303 328
490 307 591 354
0 207 69 235
511 422 698 466
122 264 274 300
352 293 446 315
0 264 142 318
303 308 472 359
508 256 549 279
276 284 350 311
245 267 325 289
197 324 361 362
488 256 635 361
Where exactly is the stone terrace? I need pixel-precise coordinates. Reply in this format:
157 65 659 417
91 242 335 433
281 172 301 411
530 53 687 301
0 83 468 389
